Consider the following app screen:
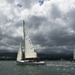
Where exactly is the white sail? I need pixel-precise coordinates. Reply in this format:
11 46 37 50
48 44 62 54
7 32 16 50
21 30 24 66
25 30 37 58
73 50 75 60
17 41 22 61
23 20 37 59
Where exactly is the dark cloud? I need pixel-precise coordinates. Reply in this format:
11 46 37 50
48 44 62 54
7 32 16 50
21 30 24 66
6 0 34 9
32 31 47 45
0 33 2 40
40 46 73 53
0 0 75 53
0 33 21 46
51 4 62 19
67 8 75 30
48 27 71 46
32 24 73 48
67 8 75 21
6 0 15 4
23 0 35 8
14 20 23 28
0 12 8 24
27 15 46 29
26 9 74 53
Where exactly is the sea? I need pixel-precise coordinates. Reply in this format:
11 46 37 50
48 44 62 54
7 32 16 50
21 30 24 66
0 61 75 75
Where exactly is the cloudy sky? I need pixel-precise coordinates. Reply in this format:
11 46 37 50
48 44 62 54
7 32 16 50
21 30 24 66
0 0 75 53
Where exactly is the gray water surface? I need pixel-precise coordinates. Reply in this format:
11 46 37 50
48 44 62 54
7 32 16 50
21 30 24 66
0 61 75 75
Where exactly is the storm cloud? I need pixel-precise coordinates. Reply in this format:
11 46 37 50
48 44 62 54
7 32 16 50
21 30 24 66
0 0 75 53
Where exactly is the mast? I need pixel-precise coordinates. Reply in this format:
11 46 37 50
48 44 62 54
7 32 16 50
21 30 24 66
23 20 37 59
23 20 25 58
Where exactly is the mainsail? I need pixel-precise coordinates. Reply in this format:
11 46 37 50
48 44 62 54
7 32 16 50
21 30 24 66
73 50 75 60
23 20 37 59
17 41 22 61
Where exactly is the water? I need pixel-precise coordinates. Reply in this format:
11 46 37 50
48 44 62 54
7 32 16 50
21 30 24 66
0 61 75 75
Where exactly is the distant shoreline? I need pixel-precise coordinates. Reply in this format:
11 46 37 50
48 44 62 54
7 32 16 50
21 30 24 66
0 52 73 61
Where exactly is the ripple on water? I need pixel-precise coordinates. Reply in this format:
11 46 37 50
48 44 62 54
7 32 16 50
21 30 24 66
0 61 75 75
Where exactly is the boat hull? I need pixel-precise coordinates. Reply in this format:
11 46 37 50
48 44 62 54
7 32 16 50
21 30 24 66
17 60 46 65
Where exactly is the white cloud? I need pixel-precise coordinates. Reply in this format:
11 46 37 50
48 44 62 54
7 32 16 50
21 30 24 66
0 0 75 52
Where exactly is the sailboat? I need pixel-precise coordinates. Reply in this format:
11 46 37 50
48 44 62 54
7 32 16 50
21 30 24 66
73 50 75 61
17 20 46 65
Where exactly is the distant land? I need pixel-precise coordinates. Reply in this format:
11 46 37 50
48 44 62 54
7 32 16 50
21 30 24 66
0 50 73 60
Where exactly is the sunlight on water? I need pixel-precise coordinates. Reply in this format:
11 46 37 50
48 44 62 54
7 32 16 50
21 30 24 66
0 61 75 75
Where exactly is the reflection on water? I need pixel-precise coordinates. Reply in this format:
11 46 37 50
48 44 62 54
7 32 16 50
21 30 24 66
0 61 75 75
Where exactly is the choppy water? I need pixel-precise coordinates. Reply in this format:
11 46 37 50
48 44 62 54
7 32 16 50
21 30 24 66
0 61 75 75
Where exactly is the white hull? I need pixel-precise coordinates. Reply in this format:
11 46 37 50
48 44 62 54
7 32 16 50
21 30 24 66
17 60 46 65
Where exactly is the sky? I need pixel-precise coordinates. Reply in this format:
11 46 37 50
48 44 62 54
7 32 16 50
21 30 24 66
0 0 75 53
